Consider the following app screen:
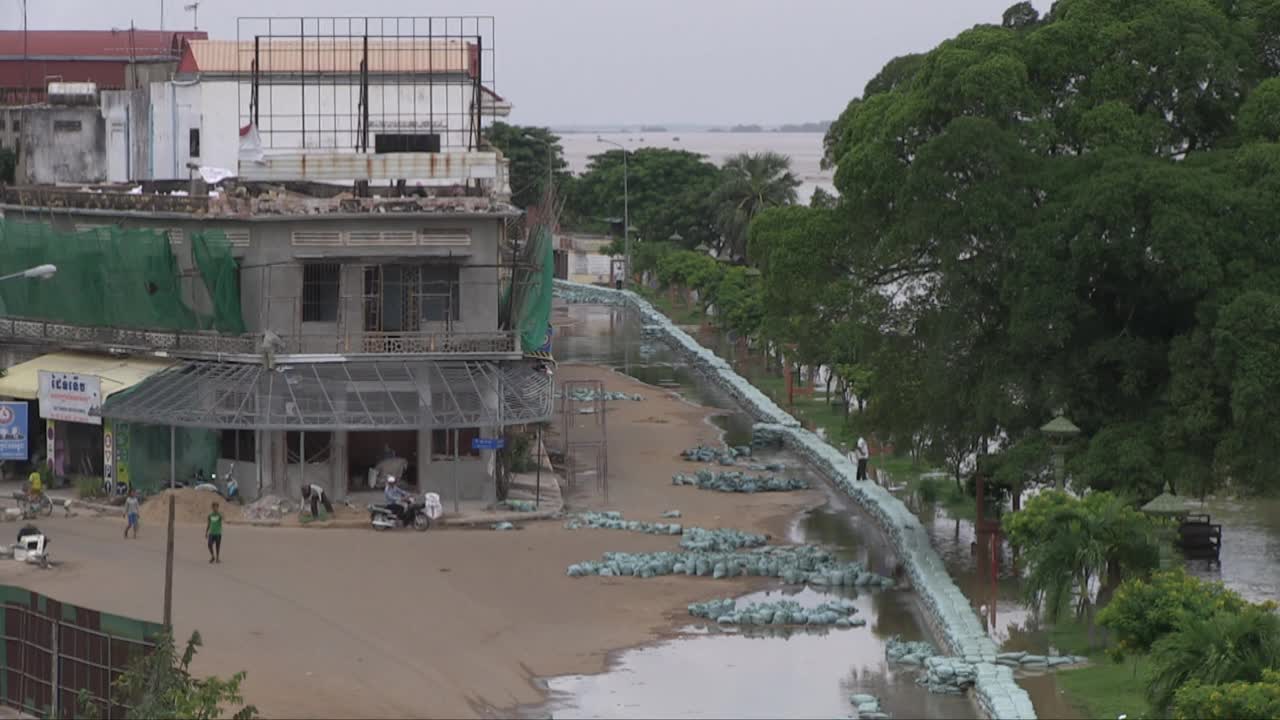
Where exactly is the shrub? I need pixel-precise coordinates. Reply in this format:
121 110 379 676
1098 568 1251 660
1173 669 1280 719
76 475 106 500
916 476 940 504
1147 605 1280 715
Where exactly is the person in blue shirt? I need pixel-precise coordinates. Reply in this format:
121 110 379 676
383 476 412 526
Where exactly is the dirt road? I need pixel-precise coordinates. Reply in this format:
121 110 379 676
0 365 823 718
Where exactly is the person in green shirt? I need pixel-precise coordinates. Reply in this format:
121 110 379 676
205 501 223 564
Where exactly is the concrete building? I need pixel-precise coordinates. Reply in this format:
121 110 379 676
0 17 552 508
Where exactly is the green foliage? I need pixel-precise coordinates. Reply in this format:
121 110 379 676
1147 604 1280 714
79 629 257 720
1097 568 1252 660
568 147 721 251
712 151 801 261
76 475 105 499
712 266 764 338
1173 668 1280 720
768 0 1280 501
482 123 570 211
1005 491 1162 624
916 476 941 504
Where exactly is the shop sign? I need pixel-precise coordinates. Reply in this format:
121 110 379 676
38 371 103 426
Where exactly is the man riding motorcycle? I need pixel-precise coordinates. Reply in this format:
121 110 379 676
382 476 414 527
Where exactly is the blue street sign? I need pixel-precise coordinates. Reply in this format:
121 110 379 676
471 437 505 450
0 402 29 461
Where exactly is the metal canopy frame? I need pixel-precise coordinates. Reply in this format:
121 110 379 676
100 359 552 431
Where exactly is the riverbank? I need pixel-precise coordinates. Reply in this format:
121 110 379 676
554 281 1037 720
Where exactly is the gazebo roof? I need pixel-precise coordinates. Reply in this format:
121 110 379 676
1041 415 1081 436
1141 483 1191 516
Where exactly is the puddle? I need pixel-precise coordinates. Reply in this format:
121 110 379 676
536 302 979 719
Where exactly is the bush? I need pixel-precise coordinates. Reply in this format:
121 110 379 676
79 629 257 720
1098 568 1251 660
916 476 940 504
1173 669 1280 719
76 475 106 500
1147 605 1280 715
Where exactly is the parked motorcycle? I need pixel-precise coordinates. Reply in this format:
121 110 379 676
13 492 53 520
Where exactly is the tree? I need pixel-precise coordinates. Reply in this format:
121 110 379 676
482 123 569 211
711 151 800 261
569 147 721 253
777 0 1280 501
1004 491 1162 639
79 630 257 720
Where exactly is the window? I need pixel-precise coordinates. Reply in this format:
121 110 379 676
432 428 480 458
12 119 18 132
0 118 5 130
287 431 332 463
420 264 460 323
189 127 201 158
301 263 340 323
53 120 81 133
220 429 256 463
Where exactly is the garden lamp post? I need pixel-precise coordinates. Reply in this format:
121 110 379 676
1040 413 1081 490
597 136 630 288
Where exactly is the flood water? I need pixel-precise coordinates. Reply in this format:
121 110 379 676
533 302 978 719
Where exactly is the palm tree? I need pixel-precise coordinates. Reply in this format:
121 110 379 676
1147 606 1280 714
712 152 801 262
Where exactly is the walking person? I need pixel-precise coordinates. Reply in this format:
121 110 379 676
206 501 223 564
855 436 870 482
123 490 140 538
300 483 334 519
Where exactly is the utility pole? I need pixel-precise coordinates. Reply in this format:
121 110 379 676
597 136 631 287
160 0 165 31
163 494 175 628
21 0 29 104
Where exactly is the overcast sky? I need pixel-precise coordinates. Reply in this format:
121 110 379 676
8 0 1049 126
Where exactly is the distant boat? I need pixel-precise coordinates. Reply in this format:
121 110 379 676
673 136 681 142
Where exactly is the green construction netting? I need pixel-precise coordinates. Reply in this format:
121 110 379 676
0 219 245 333
502 223 554 352
111 421 218 494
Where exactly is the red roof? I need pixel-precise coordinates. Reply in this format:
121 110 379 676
0 30 206 60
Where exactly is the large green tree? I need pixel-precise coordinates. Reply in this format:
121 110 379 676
569 148 721 252
787 0 1280 497
483 123 570 211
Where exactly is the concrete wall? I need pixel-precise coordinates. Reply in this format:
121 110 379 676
553 280 1038 720
15 106 108 184
101 90 151 183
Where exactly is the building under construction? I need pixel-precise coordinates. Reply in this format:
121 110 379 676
0 17 554 506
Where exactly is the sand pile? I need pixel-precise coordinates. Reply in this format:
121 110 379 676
139 488 242 525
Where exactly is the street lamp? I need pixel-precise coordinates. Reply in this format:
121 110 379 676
597 136 630 288
0 264 57 282
1040 413 1081 490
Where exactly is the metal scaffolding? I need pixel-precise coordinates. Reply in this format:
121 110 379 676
100 359 552 431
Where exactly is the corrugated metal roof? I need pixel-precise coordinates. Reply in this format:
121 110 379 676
0 30 204 59
179 39 477 76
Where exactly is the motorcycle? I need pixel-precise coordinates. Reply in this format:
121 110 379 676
13 492 53 520
368 483 442 531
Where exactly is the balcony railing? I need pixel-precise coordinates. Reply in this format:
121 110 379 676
0 316 518 359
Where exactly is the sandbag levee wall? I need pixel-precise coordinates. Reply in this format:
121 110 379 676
553 280 1036 720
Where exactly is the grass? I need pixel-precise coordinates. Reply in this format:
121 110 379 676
1038 618 1156 719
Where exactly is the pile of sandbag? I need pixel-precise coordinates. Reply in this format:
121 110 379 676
564 511 683 536
918 656 979 695
567 545 895 588
558 388 643 402
678 527 767 552
681 444 751 465
498 499 537 512
886 635 937 666
242 494 295 522
672 468 809 493
848 694 889 719
688 596 866 628
993 651 1087 669
562 512 764 551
